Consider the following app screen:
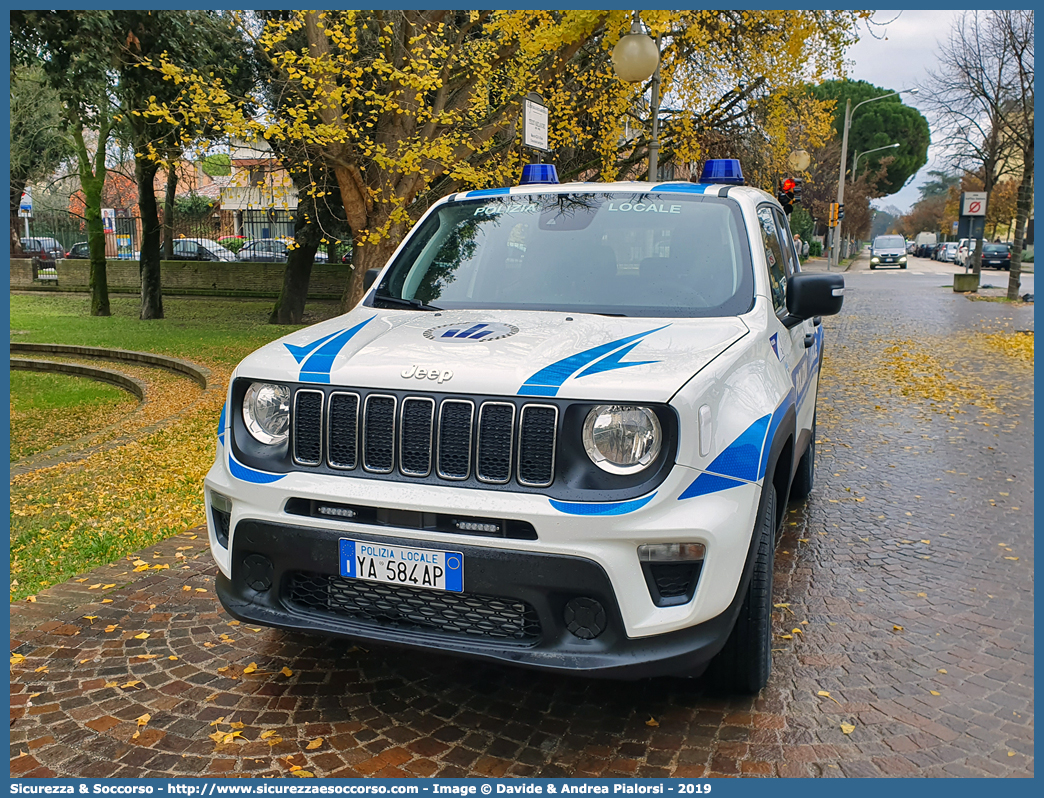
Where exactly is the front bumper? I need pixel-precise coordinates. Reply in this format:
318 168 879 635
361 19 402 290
216 519 743 679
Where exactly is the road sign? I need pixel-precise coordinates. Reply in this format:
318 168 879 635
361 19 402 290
961 191 987 216
952 221 959 233
522 96 549 152
18 188 32 218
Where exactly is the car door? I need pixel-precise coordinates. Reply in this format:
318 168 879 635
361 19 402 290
756 205 816 439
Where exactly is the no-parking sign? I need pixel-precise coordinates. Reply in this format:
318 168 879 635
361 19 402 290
961 191 987 216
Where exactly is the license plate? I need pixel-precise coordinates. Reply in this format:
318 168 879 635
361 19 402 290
989 260 1002 264
339 539 463 592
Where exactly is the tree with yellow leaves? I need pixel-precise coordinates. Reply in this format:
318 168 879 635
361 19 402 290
145 9 866 314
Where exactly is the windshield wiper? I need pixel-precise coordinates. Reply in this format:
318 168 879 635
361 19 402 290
373 294 442 312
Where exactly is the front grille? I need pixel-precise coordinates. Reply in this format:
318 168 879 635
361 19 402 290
284 572 542 644
363 395 396 473
476 402 515 484
293 391 324 465
296 388 559 488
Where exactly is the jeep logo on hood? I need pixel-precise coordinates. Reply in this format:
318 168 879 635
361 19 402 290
424 322 519 342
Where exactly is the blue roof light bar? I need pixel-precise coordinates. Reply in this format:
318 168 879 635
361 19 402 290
698 159 744 185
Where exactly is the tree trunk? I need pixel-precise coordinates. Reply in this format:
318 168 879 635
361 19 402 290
340 235 399 313
10 178 26 256
270 246 317 325
1007 144 1033 301
137 156 164 320
163 162 177 260
82 173 110 317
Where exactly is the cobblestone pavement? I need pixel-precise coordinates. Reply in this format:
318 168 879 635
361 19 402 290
11 267 1033 778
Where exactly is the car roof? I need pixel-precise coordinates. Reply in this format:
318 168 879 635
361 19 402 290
448 180 776 205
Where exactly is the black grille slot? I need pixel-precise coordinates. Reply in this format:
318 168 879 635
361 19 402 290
327 392 359 469
437 400 474 480
363 395 396 473
293 390 323 465
400 398 435 476
476 402 514 483
285 572 541 644
643 562 703 607
517 405 558 487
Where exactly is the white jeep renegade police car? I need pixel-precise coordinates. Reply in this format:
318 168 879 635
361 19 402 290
206 160 844 693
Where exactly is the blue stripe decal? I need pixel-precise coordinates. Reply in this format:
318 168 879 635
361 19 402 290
758 389 795 480
549 493 656 516
217 402 226 446
228 452 286 484
298 316 377 384
651 183 715 194
284 329 342 364
519 325 669 396
705 413 770 482
576 340 658 378
466 187 511 197
678 473 745 500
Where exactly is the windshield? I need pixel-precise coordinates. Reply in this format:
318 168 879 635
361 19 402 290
874 235 905 249
983 244 1009 254
372 192 754 317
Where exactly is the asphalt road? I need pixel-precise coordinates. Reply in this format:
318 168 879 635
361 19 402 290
11 262 1034 778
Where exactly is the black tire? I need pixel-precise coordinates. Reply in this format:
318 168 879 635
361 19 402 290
790 415 816 502
900 263 907 269
869 263 876 270
706 485 777 694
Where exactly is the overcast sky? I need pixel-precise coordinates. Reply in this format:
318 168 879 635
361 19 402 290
843 9 965 214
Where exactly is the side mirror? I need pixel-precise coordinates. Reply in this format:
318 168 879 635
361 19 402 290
363 268 381 291
783 272 843 328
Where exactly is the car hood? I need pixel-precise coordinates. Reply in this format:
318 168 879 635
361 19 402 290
873 248 905 256
238 307 750 402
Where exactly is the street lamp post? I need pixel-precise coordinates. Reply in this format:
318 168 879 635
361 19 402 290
611 13 662 180
852 142 900 178
832 88 917 268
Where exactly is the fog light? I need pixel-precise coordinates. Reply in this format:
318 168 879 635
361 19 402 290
318 505 356 519
454 520 501 534
638 542 706 562
209 491 232 549
242 553 274 592
870 257 880 264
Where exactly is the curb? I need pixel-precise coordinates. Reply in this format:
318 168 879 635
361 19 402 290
9 343 210 389
10 358 147 400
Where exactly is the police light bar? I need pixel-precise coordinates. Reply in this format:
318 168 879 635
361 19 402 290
519 164 560 185
698 159 744 185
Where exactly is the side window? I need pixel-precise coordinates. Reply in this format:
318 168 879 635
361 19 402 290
757 206 787 313
773 210 799 276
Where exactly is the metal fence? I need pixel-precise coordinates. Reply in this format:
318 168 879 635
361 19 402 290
16 208 345 262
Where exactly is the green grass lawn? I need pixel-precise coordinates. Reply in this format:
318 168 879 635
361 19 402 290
9 292 344 600
10 371 139 461
10 293 342 367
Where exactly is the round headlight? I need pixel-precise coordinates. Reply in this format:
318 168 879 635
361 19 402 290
870 257 880 263
582 405 662 474
899 256 907 263
242 382 291 445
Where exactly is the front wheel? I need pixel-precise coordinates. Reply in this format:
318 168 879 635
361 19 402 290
705 485 777 694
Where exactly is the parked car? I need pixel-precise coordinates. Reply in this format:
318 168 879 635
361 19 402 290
956 238 971 267
205 159 845 693
869 234 907 270
237 238 330 263
981 242 1012 270
939 242 959 262
65 241 90 259
20 237 64 261
169 238 237 262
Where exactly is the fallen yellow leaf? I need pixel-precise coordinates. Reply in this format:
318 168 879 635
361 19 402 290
260 730 279 739
205 694 218 702
893 625 903 632
840 722 855 735
104 625 118 633
644 718 659 727
169 656 179 661
281 667 293 678
103 584 115 590
101 599 113 604
26 595 37 602
132 654 158 660
230 721 245 730
291 771 315 778
35 666 48 673
244 663 258 675
938 669 947 674
83 616 98 623
929 690 940 696
817 690 842 706
120 681 141 689
195 588 207 593
87 585 101 590
134 632 150 640
10 653 26 665
182 586 191 592
305 737 324 750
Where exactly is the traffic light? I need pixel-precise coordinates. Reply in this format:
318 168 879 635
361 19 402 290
828 202 839 227
792 177 803 204
777 178 795 214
